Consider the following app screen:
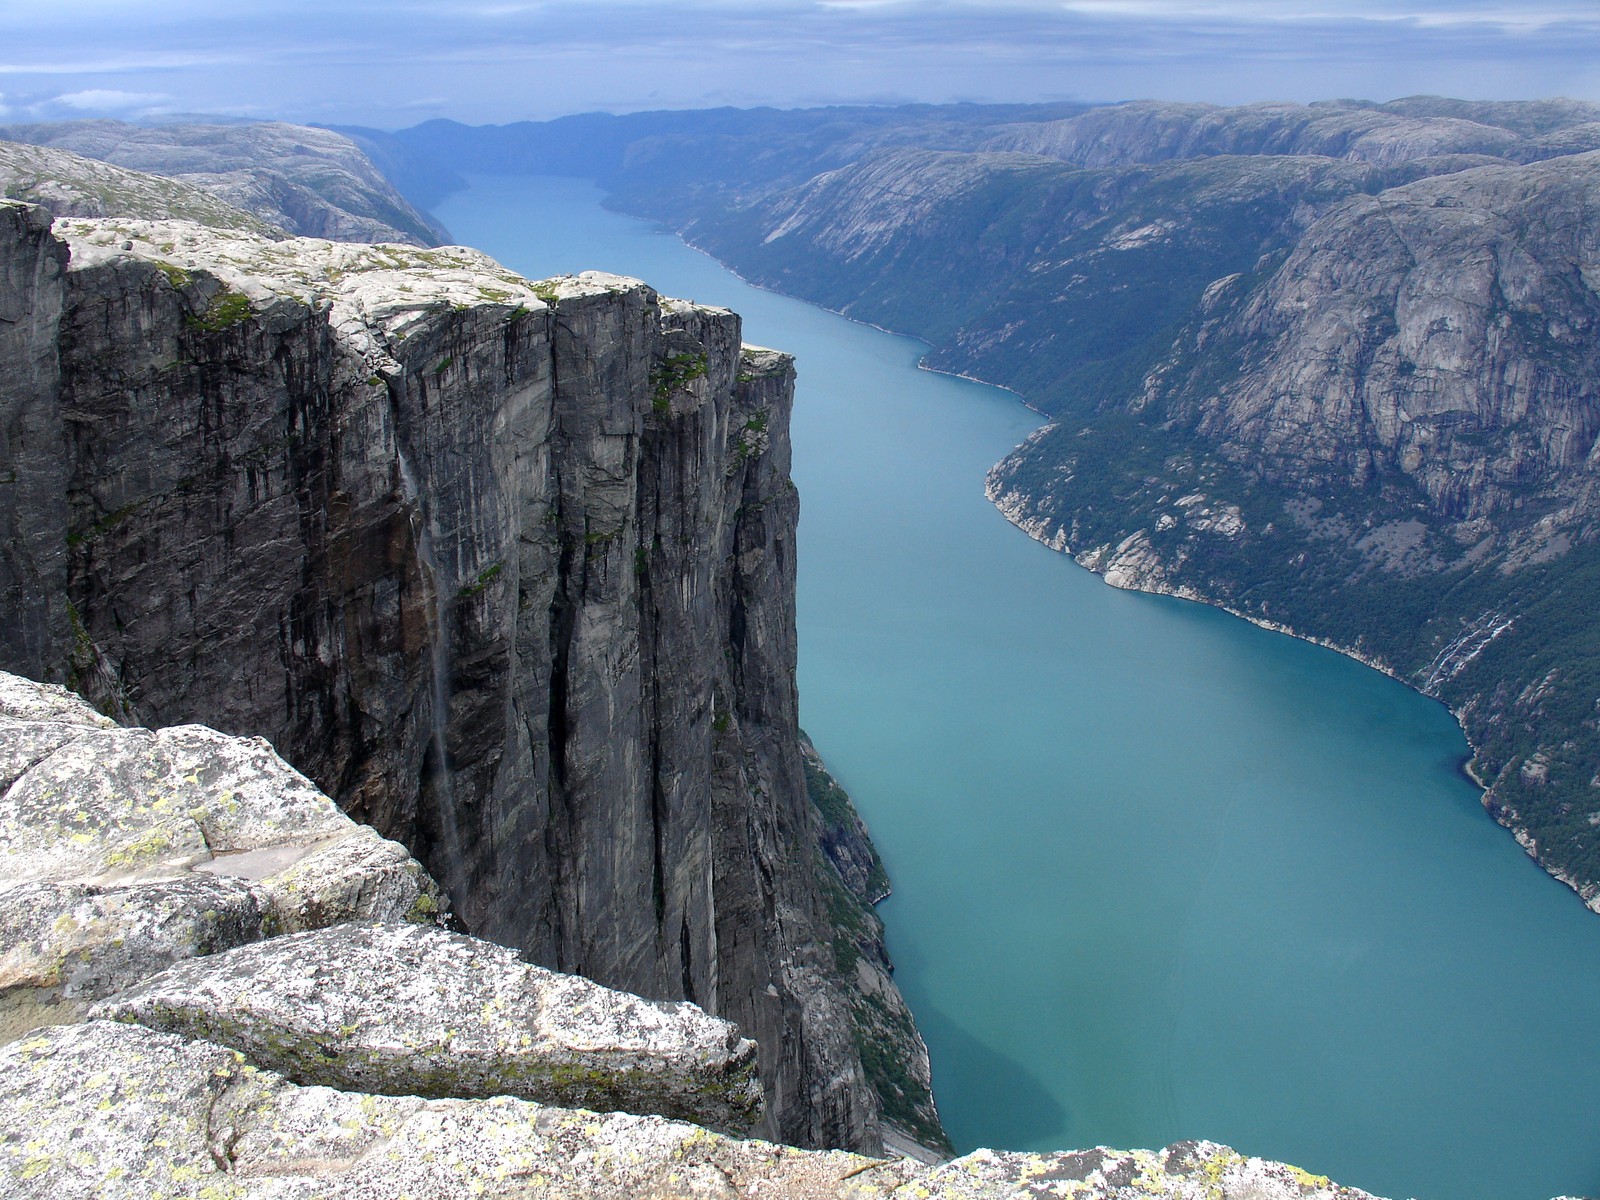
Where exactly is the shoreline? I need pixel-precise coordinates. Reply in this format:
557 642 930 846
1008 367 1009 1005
988 488 1600 917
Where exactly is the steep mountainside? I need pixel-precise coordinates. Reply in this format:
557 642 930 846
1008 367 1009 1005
369 97 1600 911
0 120 446 246
0 139 281 236
0 194 942 1153
989 152 1600 895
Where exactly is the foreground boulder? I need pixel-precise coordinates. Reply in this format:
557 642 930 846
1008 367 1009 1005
0 672 445 1038
95 921 763 1133
0 1021 1384 1200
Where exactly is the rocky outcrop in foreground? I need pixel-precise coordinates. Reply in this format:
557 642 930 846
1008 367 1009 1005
96 922 764 1131
0 669 1382 1199
0 668 759 1136
0 673 442 1040
0 1023 1383 1200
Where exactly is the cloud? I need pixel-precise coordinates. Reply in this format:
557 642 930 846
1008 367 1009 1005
53 89 175 112
0 0 1597 126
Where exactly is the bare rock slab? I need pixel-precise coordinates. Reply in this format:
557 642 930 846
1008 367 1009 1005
94 920 765 1134
0 1020 1387 1200
0 670 446 1035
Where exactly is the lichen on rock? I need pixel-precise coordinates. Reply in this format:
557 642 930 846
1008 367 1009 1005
94 920 764 1134
0 670 446 1035
0 1020 1388 1200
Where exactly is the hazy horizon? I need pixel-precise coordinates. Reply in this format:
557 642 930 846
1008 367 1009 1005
3 1 1599 131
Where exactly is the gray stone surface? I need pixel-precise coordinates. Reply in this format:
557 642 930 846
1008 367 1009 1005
0 1020 1387 1200
95 921 763 1133
0 670 445 1035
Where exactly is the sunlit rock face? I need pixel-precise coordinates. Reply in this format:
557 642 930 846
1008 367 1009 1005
93 921 764 1134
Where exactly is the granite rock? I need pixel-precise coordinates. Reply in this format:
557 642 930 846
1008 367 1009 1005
95 921 763 1133
0 669 444 1036
0 1020 1386 1200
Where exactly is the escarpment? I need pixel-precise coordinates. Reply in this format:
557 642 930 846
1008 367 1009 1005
0 198 928 1153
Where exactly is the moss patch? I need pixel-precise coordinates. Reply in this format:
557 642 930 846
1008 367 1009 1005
185 288 252 333
650 352 709 414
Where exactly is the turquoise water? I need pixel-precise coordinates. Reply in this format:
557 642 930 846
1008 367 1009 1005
436 174 1600 1200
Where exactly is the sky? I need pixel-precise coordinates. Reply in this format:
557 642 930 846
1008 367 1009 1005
2 0 1599 129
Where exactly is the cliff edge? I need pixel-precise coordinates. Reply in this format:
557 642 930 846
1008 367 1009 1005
0 196 936 1152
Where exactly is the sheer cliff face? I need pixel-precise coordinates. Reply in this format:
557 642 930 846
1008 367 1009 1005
0 203 68 681
0 202 883 1152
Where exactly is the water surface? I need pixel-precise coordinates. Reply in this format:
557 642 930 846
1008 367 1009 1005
437 174 1600 1200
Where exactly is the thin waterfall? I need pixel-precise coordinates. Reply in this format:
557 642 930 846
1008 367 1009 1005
396 448 466 903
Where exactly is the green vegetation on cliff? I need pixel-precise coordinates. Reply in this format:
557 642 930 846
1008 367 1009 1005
803 736 949 1152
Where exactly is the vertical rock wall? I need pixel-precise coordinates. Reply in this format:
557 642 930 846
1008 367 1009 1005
0 203 68 678
0 204 886 1152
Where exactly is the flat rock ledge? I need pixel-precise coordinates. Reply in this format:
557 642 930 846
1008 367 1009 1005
94 921 764 1134
0 671 446 1039
0 1021 1384 1200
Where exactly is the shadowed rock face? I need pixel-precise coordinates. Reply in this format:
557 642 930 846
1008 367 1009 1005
0 204 68 682
0 201 902 1153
